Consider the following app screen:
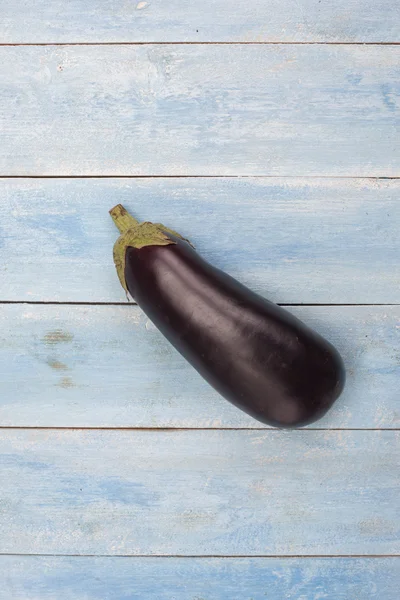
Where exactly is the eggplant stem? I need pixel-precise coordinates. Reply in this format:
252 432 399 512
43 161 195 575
109 204 139 233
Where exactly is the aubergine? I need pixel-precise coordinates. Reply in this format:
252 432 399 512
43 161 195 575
110 204 345 428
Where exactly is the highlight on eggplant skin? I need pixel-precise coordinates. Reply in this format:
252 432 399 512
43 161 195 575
110 204 346 428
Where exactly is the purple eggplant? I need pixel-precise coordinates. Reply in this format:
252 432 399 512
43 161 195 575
110 204 345 428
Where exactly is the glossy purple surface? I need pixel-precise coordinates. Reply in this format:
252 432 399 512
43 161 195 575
125 237 345 427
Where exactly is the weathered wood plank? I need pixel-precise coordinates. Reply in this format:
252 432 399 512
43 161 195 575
1 556 399 599
1 304 398 429
2 177 399 304
0 304 399 429
0 305 400 428
1 45 398 176
0 430 398 555
2 0 399 43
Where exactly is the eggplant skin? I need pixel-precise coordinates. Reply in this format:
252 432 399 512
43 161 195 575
124 236 345 428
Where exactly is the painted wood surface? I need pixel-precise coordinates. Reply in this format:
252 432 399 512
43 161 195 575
2 1 400 43
0 304 398 429
2 177 399 304
2 0 399 588
0 429 398 555
1 556 399 600
1 45 399 177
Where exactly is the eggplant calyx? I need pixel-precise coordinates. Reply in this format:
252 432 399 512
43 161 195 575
109 204 192 294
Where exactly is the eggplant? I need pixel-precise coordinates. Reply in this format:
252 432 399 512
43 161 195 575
110 204 345 428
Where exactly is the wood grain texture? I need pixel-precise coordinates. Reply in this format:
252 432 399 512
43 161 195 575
0 429 398 555
0 304 398 429
1 0 399 43
1 45 399 176
2 177 399 304
1 556 399 599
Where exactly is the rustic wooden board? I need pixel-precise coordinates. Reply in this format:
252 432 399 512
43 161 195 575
2 0 399 43
2 177 399 304
1 0 399 591
1 45 399 176
0 304 398 429
1 556 399 599
0 429 398 555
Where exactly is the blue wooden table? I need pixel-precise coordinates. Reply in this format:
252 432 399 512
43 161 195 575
1 2 399 598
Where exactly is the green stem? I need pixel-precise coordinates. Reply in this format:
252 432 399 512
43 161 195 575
109 204 139 233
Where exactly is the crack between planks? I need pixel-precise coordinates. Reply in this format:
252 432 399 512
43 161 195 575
1 175 400 180
0 427 398 432
0 301 398 307
0 41 399 47
0 553 398 558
